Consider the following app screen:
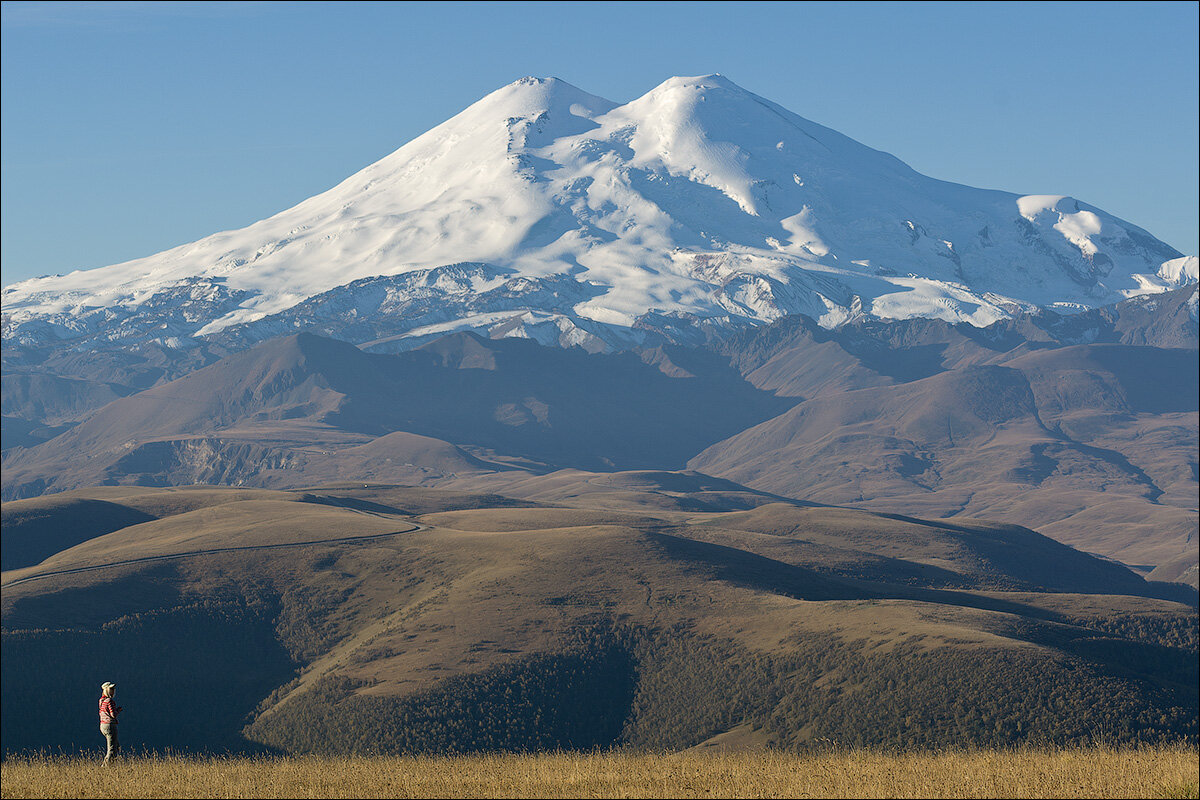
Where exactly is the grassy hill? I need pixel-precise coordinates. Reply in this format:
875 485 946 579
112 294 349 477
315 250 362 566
4 322 1195 588
690 344 1198 576
2 479 1195 757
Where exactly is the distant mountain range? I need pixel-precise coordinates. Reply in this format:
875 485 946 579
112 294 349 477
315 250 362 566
2 75 1195 358
4 285 1196 587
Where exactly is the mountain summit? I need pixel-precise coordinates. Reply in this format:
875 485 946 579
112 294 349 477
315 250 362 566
3 75 1195 353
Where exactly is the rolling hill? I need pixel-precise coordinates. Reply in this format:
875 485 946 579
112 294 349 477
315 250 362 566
2 481 1195 756
689 341 1198 575
5 290 1194 586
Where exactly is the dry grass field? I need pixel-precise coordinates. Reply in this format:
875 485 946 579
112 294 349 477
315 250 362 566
1 747 1196 800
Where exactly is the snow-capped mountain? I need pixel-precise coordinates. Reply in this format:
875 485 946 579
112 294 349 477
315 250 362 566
3 74 1194 354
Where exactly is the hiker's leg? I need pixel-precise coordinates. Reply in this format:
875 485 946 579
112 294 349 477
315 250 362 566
101 723 116 765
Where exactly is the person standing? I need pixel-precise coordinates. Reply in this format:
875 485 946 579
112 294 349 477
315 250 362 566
98 681 122 765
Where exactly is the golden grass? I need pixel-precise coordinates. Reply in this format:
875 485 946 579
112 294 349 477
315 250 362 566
1 746 1196 799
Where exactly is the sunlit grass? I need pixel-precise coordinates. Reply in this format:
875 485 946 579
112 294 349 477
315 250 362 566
1 745 1196 799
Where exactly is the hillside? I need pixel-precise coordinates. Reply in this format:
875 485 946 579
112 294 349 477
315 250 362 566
5 291 1195 586
0 331 793 499
2 481 1195 756
689 339 1198 575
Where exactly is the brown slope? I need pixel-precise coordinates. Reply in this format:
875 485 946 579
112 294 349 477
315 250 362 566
2 499 408 586
692 503 1155 596
2 484 1193 757
689 364 1053 505
1 331 795 499
689 349 1198 580
995 345 1199 538
0 486 316 571
0 497 156 571
997 344 1198 418
712 314 1017 400
443 467 805 513
1 372 134 427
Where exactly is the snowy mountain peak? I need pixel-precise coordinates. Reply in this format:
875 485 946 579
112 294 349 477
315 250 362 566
2 75 1192 355
454 75 617 126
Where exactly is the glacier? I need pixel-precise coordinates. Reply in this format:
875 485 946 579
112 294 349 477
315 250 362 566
2 74 1192 354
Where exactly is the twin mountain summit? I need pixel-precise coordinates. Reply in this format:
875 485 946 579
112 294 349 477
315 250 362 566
1 75 1196 756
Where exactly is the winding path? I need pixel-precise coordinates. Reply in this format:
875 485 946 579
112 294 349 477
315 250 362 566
0 522 426 589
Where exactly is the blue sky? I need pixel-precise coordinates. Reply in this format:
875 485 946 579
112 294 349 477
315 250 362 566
2 0 1197 288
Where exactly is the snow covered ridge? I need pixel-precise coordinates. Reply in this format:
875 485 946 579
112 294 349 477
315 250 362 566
2 74 1193 353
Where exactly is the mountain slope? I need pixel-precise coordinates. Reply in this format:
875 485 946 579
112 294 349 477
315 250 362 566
3 75 1192 357
689 343 1198 574
0 331 794 499
2 484 1194 755
4 300 1195 583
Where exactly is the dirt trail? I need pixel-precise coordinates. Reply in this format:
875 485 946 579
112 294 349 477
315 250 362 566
0 522 426 589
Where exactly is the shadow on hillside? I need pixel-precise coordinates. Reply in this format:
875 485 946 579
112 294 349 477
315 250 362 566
1 500 157 571
643 531 1181 623
2 569 298 758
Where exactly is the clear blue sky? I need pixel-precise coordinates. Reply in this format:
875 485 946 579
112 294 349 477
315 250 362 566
2 0 1197 288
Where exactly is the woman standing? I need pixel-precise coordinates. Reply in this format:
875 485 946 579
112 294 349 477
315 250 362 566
98 681 122 765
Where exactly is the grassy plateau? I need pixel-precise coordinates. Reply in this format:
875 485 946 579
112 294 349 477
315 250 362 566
1 746 1197 799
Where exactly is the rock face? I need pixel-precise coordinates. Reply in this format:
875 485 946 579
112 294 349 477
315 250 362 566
2 75 1192 358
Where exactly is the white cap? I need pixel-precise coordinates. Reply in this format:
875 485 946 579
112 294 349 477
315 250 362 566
101 681 116 690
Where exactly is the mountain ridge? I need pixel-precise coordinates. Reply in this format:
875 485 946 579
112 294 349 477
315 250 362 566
4 290 1195 585
3 74 1194 357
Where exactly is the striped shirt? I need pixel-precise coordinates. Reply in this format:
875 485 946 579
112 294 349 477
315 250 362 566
99 696 119 725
